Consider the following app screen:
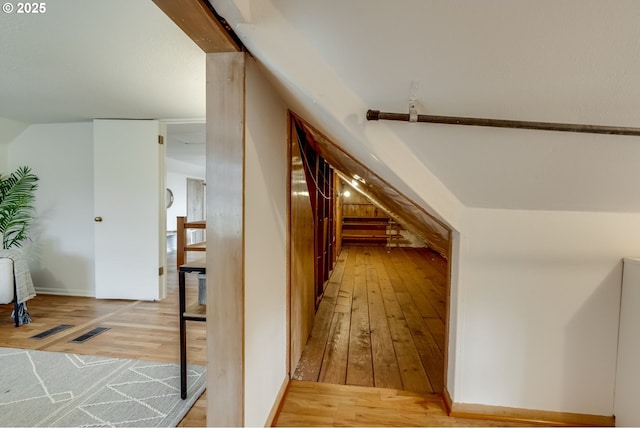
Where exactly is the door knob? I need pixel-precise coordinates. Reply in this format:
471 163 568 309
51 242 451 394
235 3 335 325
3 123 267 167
94 217 103 222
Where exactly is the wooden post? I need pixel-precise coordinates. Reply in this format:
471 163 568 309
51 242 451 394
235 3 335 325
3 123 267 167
176 216 186 268
206 52 245 427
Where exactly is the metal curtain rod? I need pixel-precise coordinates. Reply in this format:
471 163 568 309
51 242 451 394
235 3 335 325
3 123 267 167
366 109 640 136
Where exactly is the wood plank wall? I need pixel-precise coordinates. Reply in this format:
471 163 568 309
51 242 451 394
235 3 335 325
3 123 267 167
289 120 317 373
334 176 343 258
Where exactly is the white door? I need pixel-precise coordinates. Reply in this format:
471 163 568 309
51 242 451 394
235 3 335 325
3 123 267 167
94 119 162 300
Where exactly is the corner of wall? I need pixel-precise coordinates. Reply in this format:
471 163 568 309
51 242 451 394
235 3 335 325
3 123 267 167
0 143 7 173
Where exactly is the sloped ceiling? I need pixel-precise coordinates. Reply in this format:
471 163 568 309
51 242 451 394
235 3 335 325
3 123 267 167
211 0 640 214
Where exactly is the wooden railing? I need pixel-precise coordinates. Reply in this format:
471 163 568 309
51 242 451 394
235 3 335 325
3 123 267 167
176 216 206 268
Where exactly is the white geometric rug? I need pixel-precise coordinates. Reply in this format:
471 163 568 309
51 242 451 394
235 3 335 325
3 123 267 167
0 347 206 427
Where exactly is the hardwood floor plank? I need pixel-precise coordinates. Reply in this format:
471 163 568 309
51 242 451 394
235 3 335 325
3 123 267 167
346 246 374 387
327 247 350 299
365 248 403 391
409 247 448 290
293 300 333 381
313 247 355 384
293 252 345 381
275 381 530 427
391 249 441 320
377 249 433 394
318 310 351 384
406 248 448 320
425 317 446 354
387 248 446 392
335 247 355 314
395 290 444 392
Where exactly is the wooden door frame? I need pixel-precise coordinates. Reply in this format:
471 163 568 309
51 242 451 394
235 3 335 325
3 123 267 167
286 113 453 400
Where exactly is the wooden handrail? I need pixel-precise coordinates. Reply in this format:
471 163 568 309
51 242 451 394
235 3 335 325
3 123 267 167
176 216 206 268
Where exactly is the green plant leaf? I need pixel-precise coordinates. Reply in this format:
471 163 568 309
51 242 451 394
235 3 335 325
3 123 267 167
0 166 39 249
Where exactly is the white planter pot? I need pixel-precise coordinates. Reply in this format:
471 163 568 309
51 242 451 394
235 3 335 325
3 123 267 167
0 258 14 304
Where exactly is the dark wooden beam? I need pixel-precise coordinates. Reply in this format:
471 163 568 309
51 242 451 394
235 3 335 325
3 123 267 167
152 0 242 53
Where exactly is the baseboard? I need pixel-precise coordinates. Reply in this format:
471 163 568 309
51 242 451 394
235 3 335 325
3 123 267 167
442 387 453 414
264 376 290 427
450 401 614 427
34 287 95 298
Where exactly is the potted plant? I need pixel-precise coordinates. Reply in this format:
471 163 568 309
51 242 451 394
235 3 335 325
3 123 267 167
0 166 38 325
0 166 39 249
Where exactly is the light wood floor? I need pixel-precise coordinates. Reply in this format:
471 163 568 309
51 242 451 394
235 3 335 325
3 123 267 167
0 253 207 427
275 380 528 427
0 248 527 427
278 247 533 427
293 245 448 394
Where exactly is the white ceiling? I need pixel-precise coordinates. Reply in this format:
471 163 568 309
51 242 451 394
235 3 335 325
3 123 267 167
0 0 205 123
0 0 206 167
165 122 205 167
2 0 640 213
212 0 640 213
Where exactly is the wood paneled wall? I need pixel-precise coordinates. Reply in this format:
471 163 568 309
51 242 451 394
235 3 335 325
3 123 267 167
289 118 342 373
289 121 317 372
334 176 343 260
341 183 388 218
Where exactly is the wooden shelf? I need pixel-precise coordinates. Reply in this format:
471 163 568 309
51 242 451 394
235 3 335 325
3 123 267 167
342 216 390 245
341 216 406 247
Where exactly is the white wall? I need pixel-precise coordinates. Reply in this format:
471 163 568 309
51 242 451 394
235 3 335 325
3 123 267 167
244 58 288 426
454 207 640 416
0 117 29 173
166 157 205 232
8 122 95 296
0 117 28 145
0 144 6 173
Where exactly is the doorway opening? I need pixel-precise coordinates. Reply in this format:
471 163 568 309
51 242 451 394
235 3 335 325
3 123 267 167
288 113 451 396
165 121 206 267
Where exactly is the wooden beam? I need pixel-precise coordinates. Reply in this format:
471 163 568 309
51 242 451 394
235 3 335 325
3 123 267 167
152 0 241 53
206 52 245 426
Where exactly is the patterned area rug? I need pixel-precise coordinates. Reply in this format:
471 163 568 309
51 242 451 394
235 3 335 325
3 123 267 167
0 347 206 427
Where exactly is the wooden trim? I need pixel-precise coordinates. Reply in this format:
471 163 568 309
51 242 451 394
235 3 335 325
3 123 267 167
442 387 453 415
206 52 246 427
450 402 615 427
443 230 453 399
264 377 290 427
152 0 241 53
286 113 292 378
